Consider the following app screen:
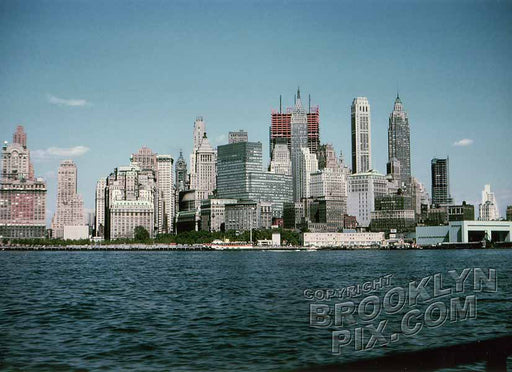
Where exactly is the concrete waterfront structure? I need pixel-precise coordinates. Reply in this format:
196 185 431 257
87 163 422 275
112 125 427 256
347 170 388 227
63 225 89 240
51 160 85 238
303 231 385 248
416 220 512 246
351 97 371 174
269 90 320 158
387 94 411 187
479 184 499 221
228 130 248 144
0 126 47 239
431 157 452 206
216 141 292 218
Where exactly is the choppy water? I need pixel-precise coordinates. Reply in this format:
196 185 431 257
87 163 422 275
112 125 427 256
1 250 511 371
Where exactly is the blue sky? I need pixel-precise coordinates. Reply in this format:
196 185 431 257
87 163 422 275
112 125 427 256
1 0 511 221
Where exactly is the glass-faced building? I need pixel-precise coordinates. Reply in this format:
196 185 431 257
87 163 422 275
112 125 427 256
431 157 453 206
217 141 292 218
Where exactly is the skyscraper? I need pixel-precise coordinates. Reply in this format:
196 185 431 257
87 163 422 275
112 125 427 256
104 163 156 239
431 157 453 206
270 90 320 158
51 160 85 238
479 184 500 221
388 94 411 187
351 97 372 174
0 126 47 238
95 178 106 237
189 133 216 204
269 142 291 176
290 88 310 201
175 150 188 192
156 154 174 233
216 141 292 217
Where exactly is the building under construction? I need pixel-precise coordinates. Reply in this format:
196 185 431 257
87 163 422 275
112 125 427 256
269 91 320 159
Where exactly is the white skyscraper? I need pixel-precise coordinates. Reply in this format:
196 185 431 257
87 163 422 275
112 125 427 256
95 178 106 237
190 133 217 205
157 155 175 233
51 160 85 238
351 97 372 174
290 88 309 201
479 184 500 221
270 143 292 176
299 148 318 200
347 170 387 227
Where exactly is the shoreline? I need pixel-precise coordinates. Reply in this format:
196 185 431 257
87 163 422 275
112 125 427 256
1 243 511 251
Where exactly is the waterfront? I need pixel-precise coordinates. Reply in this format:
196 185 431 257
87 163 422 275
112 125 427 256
1 250 511 371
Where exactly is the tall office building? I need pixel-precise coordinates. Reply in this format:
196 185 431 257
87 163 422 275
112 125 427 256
217 141 292 217
95 178 106 237
0 126 47 238
131 146 157 172
175 150 188 192
299 148 318 200
388 94 411 187
431 158 452 206
104 163 156 239
269 143 292 176
351 97 372 174
51 160 85 238
270 90 320 158
156 155 174 233
228 130 248 144
347 170 388 227
290 89 311 201
479 184 499 221
190 133 216 204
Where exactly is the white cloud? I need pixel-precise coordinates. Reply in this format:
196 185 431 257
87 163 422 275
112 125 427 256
32 146 90 162
453 138 474 147
47 94 90 107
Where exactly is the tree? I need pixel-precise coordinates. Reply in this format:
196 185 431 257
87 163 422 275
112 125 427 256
134 226 150 241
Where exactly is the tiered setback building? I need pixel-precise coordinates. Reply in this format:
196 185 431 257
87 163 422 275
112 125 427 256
270 91 320 159
51 160 85 238
96 146 174 239
0 126 47 238
189 118 216 205
479 184 500 221
388 95 411 187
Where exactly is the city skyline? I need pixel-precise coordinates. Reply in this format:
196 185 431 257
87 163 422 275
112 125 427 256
1 1 511 220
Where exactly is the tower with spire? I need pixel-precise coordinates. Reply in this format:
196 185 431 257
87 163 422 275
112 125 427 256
290 87 315 201
175 150 188 192
387 93 411 187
